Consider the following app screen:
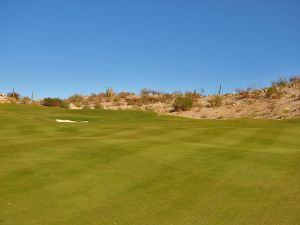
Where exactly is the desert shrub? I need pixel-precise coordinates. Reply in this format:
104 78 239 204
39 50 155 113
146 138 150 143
20 97 31 104
140 88 151 96
235 88 244 94
238 91 250 99
173 96 194 111
42 97 64 107
185 90 202 102
265 86 282 99
112 95 121 102
140 88 161 96
272 78 288 87
94 103 103 109
7 92 20 100
68 94 84 103
207 95 222 108
98 92 106 98
234 88 251 99
172 91 183 96
60 101 69 108
88 94 103 104
250 90 262 99
126 97 142 106
141 95 160 104
105 87 115 98
158 93 173 103
82 101 91 109
289 75 300 83
67 94 84 107
118 92 134 98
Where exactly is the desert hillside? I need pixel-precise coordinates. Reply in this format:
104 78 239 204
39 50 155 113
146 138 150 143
1 77 300 120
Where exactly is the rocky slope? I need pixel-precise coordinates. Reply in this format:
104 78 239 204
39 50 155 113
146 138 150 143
84 79 300 119
2 78 300 120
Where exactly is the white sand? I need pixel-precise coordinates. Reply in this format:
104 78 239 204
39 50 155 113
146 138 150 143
56 119 88 123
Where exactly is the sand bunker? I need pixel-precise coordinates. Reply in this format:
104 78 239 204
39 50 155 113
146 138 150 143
56 119 88 123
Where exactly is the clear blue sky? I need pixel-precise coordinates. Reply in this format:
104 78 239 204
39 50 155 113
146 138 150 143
1 0 299 98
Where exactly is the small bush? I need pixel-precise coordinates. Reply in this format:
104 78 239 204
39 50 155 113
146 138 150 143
105 87 115 98
207 95 222 108
272 78 288 87
173 96 194 111
140 88 161 96
112 96 121 102
20 97 31 104
289 75 300 83
68 94 84 103
88 94 103 104
7 92 20 100
60 101 69 108
82 101 91 109
118 92 134 98
94 103 103 109
126 97 142 106
159 93 173 103
67 94 84 107
265 86 282 99
140 88 152 96
185 90 202 102
141 95 160 104
237 91 250 99
42 97 64 107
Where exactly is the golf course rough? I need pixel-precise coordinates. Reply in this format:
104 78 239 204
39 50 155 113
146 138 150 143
0 104 299 225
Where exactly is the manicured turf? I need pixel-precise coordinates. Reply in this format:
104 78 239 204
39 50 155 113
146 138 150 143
0 104 300 225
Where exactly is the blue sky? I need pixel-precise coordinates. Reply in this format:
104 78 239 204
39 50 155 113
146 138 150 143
0 0 299 98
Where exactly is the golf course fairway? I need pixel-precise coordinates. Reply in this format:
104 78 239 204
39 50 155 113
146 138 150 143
0 104 299 225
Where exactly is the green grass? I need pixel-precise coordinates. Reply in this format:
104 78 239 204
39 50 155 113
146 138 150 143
0 104 300 225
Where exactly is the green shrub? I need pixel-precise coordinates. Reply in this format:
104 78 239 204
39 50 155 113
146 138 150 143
173 96 194 111
42 97 64 107
207 95 222 108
